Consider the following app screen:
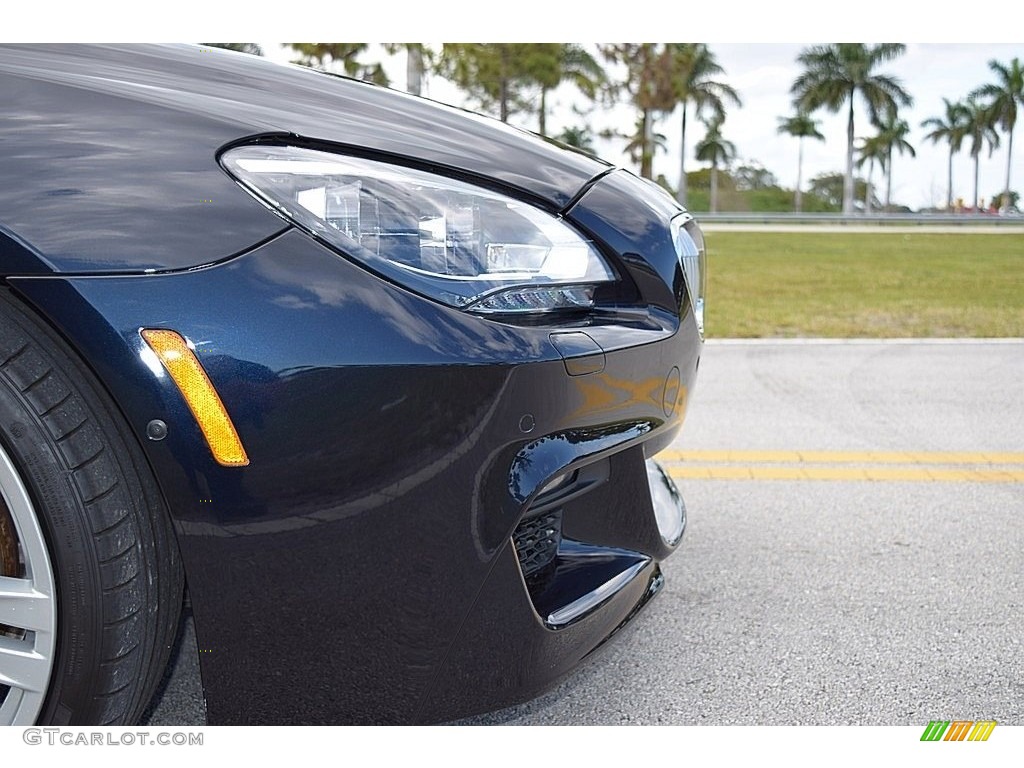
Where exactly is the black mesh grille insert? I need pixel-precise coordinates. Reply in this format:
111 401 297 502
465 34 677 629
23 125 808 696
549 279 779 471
513 509 563 581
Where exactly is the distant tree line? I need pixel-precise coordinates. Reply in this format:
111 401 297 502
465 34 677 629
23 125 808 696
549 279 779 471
203 43 1023 214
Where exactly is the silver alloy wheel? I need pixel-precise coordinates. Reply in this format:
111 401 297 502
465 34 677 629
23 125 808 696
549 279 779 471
0 442 57 725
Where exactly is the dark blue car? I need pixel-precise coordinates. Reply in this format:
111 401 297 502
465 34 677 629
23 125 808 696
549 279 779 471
0 44 704 725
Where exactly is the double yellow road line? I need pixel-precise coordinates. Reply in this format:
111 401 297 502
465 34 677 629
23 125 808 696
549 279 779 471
658 450 1024 483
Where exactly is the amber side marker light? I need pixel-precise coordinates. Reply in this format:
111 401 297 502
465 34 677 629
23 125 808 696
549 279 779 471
140 329 250 467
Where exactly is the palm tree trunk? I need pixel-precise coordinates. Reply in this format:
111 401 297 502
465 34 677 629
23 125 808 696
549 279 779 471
885 147 893 210
677 101 689 206
795 136 804 213
864 161 873 215
973 154 980 210
843 91 855 215
1003 124 1014 213
710 164 719 213
498 48 510 123
407 44 423 96
641 108 653 179
499 78 509 122
946 145 954 210
539 87 547 136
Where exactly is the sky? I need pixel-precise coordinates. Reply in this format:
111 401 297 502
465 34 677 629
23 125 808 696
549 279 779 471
262 43 1023 212
6 1 1021 211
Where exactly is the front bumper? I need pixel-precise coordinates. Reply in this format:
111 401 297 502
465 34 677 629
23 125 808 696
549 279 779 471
428 457 686 722
9 173 702 724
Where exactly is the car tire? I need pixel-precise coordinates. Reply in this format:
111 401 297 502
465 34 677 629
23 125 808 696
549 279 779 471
0 288 183 725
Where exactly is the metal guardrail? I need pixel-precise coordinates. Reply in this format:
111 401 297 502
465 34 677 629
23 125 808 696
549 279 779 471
695 212 1024 227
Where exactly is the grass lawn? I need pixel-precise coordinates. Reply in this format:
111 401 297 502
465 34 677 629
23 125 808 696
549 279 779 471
704 231 1024 338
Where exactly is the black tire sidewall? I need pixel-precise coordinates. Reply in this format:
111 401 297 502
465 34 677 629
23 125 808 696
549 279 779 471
0 382 105 724
0 290 183 725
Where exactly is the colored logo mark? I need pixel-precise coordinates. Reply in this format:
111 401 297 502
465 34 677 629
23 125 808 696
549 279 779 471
920 720 997 741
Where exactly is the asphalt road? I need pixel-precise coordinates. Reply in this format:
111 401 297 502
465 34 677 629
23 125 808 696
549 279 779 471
143 340 1024 726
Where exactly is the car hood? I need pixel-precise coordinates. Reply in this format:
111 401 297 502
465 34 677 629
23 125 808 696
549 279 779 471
0 44 610 274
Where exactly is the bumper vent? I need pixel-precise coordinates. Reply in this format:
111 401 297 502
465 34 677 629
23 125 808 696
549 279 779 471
513 509 563 581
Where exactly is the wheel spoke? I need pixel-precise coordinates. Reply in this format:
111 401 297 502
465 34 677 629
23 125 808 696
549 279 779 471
0 635 50 693
0 444 56 725
0 576 53 633
0 686 23 722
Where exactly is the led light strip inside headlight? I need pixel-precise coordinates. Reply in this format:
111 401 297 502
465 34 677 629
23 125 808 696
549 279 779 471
222 145 615 313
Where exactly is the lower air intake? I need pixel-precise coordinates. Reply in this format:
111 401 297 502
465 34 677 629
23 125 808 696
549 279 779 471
512 509 563 581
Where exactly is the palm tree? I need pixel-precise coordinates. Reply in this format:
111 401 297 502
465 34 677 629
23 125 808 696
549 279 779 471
621 115 668 173
971 58 1024 212
525 45 605 137
439 44 534 123
554 125 597 155
791 44 912 215
287 43 388 85
383 44 432 96
856 134 888 214
695 117 736 213
600 44 675 179
875 114 916 210
777 112 825 212
668 44 741 207
921 98 971 210
963 98 1000 210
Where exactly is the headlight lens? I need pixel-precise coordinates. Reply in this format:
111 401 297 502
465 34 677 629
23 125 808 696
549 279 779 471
671 213 706 339
221 145 615 313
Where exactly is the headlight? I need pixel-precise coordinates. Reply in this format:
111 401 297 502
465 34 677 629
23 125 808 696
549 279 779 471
671 213 706 339
221 145 615 313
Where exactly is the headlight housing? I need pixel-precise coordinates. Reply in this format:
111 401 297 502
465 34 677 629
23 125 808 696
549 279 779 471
671 213 706 339
221 145 615 313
